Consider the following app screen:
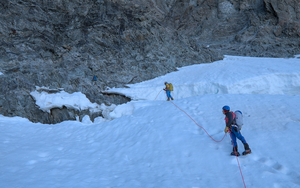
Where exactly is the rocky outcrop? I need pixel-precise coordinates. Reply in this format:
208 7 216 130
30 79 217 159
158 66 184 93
0 0 299 124
158 0 300 57
264 0 300 37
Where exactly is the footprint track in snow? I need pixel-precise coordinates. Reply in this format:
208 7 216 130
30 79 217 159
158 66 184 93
256 157 288 174
250 154 300 186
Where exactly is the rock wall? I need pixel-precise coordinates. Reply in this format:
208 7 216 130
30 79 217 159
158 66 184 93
0 0 299 123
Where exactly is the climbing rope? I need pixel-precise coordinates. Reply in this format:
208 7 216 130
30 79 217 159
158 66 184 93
228 130 247 188
154 89 163 100
170 100 246 188
170 101 226 142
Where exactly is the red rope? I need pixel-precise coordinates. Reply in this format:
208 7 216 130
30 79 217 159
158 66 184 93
170 100 247 188
154 89 163 100
170 101 226 143
228 130 247 188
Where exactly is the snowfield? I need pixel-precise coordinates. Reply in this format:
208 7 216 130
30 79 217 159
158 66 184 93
1 56 300 188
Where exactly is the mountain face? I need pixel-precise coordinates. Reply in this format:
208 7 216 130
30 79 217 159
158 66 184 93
0 0 299 124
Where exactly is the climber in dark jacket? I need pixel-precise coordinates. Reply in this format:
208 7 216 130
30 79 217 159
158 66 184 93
222 105 251 156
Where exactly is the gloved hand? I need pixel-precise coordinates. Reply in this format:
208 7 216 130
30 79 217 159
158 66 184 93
224 127 229 133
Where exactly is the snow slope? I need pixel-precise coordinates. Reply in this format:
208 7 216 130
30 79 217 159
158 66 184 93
1 56 300 188
108 56 300 99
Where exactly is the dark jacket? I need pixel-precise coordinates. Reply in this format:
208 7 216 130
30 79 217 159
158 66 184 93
225 111 235 128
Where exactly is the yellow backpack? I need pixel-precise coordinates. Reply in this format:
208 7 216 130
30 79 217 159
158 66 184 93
168 83 173 91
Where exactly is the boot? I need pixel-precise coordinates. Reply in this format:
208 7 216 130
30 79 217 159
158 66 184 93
171 97 174 100
244 143 250 150
242 143 251 155
231 145 240 156
167 98 170 101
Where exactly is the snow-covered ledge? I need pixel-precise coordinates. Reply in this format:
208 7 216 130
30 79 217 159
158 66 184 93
30 88 117 122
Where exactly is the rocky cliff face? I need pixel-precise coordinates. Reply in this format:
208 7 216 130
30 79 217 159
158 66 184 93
0 0 299 123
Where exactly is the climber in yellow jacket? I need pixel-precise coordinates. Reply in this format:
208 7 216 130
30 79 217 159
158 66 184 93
163 82 174 101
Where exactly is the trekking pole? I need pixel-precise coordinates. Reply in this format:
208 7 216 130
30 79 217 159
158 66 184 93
154 89 163 100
